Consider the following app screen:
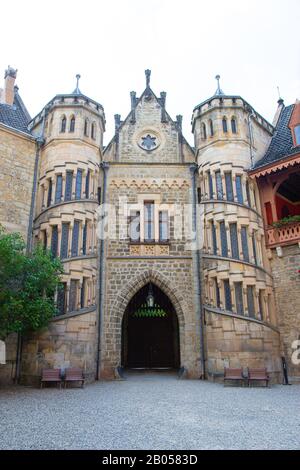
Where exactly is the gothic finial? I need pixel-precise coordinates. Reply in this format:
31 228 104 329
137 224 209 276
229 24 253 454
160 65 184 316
145 69 151 88
215 74 224 96
73 74 81 94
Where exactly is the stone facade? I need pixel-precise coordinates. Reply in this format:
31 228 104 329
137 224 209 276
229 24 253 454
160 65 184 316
1 69 299 385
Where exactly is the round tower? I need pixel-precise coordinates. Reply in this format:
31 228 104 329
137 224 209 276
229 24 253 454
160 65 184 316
27 77 105 380
192 77 281 380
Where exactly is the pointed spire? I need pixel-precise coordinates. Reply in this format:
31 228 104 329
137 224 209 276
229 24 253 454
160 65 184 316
277 86 284 106
145 69 151 88
73 74 81 94
214 74 224 96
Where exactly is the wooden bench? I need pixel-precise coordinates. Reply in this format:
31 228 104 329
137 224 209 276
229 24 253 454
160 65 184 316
40 369 62 389
224 368 245 386
248 368 269 387
64 368 85 388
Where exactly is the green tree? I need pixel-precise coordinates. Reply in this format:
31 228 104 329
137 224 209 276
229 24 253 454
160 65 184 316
0 226 64 340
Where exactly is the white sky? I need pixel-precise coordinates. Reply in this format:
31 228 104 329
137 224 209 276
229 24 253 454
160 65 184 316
0 0 299 145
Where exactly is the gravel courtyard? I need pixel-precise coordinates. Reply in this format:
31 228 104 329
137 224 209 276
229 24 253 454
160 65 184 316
0 371 299 450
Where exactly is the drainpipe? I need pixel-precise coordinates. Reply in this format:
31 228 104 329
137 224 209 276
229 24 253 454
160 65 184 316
96 161 109 380
190 163 206 380
15 109 47 384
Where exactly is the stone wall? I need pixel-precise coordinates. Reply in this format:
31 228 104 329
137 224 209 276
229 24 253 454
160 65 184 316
20 309 97 385
271 244 300 382
205 309 282 383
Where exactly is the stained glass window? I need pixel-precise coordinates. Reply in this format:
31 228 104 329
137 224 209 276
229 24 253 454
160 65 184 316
51 225 58 258
208 171 214 199
141 134 157 150
235 175 243 204
247 286 255 318
230 223 239 259
56 283 67 315
75 169 82 200
225 172 234 202
241 226 249 262
55 175 62 203
65 171 73 202
60 223 69 259
220 221 228 257
224 280 232 311
69 280 77 312
215 171 223 200
235 282 244 315
71 221 80 257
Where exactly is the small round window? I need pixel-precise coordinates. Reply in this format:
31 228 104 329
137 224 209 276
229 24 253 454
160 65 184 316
139 133 159 151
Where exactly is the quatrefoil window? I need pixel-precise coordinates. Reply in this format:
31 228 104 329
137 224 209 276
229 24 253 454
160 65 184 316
140 134 158 151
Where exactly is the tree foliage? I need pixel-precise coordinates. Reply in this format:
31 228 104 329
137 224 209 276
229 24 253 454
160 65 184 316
0 227 64 340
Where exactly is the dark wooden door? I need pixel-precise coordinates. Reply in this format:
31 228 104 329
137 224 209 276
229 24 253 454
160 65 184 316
126 314 177 368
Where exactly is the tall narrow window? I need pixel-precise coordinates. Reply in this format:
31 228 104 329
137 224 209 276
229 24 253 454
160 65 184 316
97 187 101 205
247 286 255 318
197 188 202 204
70 116 75 132
55 175 62 203
56 283 67 315
211 222 217 255
82 221 88 255
209 119 214 137
235 175 243 204
81 278 86 309
230 223 239 259
61 116 66 133
47 179 52 207
224 280 232 311
60 223 69 259
208 171 214 199
51 225 58 258
91 122 96 140
75 169 83 199
129 210 140 242
71 221 80 257
215 278 221 308
225 172 234 202
201 123 207 140
84 119 89 137
43 230 48 251
65 171 73 202
220 221 228 257
246 180 251 207
231 117 237 134
215 171 223 200
222 117 228 133
144 202 154 242
69 280 78 312
235 282 244 315
85 170 90 198
159 211 169 242
241 226 249 262
258 290 264 321
252 232 257 265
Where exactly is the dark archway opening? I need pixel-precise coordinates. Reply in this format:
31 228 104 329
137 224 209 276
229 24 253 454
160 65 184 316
121 283 180 369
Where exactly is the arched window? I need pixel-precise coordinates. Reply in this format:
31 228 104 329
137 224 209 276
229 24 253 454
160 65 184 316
222 117 228 133
209 119 214 137
70 116 75 133
91 122 96 140
61 116 66 133
201 123 207 140
84 119 89 137
295 125 300 145
231 117 237 134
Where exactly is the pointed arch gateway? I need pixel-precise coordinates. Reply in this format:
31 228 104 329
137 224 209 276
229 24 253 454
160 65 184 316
110 270 185 371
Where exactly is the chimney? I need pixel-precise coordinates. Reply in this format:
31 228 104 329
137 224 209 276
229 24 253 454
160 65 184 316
3 66 17 105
